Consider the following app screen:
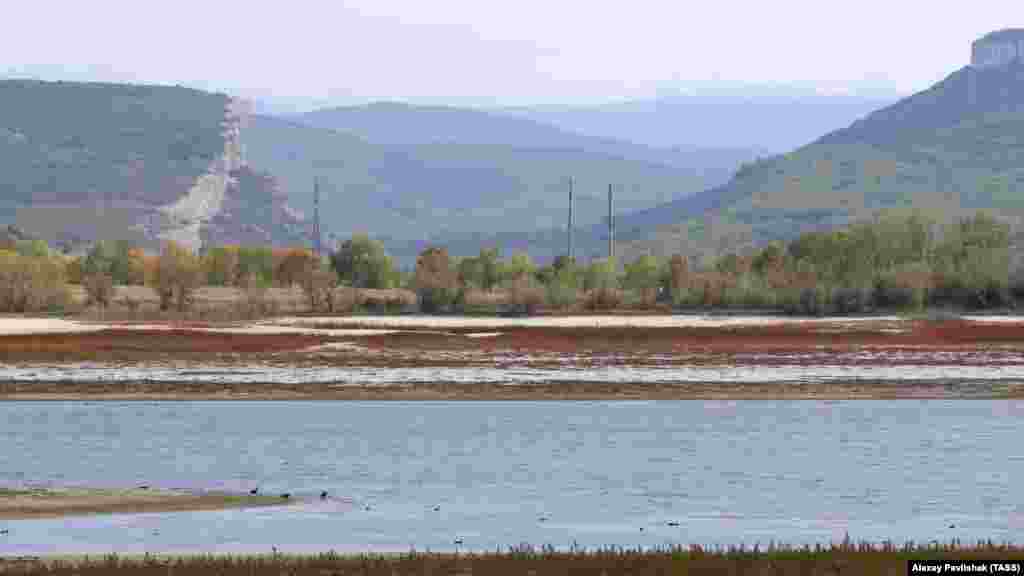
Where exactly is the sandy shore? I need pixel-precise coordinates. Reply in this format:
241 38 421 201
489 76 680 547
0 487 293 520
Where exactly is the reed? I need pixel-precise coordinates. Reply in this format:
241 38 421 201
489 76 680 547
3 540 1021 575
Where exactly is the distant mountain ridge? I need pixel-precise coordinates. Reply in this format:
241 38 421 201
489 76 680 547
496 91 893 153
249 105 760 265
616 37 1024 266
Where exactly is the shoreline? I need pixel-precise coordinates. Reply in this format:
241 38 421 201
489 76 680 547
2 315 1024 400
1 380 1021 400
0 487 294 520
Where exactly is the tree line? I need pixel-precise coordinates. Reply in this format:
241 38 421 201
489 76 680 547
0 209 1020 315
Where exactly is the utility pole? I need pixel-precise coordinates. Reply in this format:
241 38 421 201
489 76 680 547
567 177 574 261
313 175 322 257
608 183 614 261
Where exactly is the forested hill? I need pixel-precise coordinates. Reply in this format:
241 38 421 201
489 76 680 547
0 80 309 252
616 59 1024 266
0 80 227 211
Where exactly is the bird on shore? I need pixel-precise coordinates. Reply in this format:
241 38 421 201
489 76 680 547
138 485 150 490
280 493 291 500
249 487 259 495
320 490 328 500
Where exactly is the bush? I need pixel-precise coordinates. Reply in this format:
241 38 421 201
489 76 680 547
415 247 458 314
302 268 339 313
331 234 398 289
505 275 545 316
584 287 624 311
237 274 274 318
153 241 202 312
0 251 72 313
831 286 870 315
622 255 661 307
83 273 114 309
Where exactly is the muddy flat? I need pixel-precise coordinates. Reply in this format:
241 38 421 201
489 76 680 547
1 315 1023 399
0 487 292 519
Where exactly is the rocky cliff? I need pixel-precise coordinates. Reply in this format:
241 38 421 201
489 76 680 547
971 29 1024 69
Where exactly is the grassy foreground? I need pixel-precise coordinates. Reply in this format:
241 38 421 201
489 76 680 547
2 541 1021 575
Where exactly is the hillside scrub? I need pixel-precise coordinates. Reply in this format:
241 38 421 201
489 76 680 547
0 250 72 313
153 241 203 312
40 209 1020 318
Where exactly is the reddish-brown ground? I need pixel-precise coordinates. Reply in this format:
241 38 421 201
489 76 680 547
0 329 336 361
358 320 1024 355
2 318 1024 399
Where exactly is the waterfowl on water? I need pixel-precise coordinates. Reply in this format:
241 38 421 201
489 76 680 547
433 505 441 511
454 538 464 545
280 493 291 500
250 487 259 495
320 491 328 500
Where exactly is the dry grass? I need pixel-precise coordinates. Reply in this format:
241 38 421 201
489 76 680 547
1 541 1020 575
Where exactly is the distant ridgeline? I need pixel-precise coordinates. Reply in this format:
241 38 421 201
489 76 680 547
614 29 1024 266
0 80 308 254
972 28 1024 69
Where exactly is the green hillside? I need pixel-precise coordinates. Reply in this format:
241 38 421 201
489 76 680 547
243 115 732 264
0 80 228 211
619 61 1024 266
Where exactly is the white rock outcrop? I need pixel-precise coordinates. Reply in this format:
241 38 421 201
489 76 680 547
157 98 250 251
971 29 1024 69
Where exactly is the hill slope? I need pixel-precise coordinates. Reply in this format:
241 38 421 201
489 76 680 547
617 60 1024 266
0 80 307 252
498 90 893 153
244 113 753 265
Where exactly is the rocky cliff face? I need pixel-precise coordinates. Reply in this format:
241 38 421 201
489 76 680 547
153 98 248 251
972 29 1024 69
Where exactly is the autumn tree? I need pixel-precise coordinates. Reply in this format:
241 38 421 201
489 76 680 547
276 248 319 288
414 246 457 313
152 241 202 312
0 251 70 313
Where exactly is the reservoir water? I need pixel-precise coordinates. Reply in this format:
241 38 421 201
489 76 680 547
2 401 1023 555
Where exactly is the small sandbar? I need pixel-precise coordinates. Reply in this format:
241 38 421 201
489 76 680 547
0 318 104 336
0 486 292 519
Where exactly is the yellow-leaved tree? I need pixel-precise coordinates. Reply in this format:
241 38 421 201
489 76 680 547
151 241 202 312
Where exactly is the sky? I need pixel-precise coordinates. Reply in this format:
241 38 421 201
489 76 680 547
2 0 1020 111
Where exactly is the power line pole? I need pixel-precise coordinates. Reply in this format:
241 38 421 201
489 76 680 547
608 183 614 261
567 177 574 261
313 176 322 257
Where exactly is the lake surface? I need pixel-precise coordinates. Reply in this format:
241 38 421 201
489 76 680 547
2 401 1024 556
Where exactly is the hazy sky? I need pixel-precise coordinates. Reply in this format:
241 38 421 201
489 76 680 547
3 1 1020 109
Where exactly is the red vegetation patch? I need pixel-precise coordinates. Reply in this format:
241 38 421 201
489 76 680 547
0 329 334 359
360 321 1024 356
